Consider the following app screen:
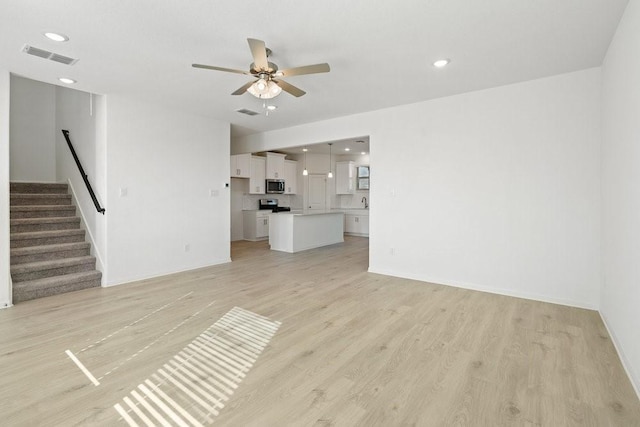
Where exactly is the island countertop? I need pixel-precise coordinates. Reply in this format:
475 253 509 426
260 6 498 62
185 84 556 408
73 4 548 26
270 210 343 217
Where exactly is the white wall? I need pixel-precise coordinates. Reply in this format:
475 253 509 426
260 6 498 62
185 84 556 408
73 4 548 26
105 96 230 285
601 0 640 396
55 87 106 274
235 68 602 309
0 69 11 308
9 75 56 182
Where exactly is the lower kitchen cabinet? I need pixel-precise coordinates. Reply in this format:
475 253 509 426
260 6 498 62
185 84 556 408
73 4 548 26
243 210 270 241
344 213 369 236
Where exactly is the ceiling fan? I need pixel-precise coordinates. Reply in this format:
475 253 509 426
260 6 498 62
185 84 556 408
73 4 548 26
192 38 330 99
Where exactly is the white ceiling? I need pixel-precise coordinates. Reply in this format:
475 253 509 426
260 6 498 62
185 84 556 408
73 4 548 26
0 1 629 139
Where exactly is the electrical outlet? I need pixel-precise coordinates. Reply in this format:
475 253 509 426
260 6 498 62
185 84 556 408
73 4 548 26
119 187 128 197
184 244 190 252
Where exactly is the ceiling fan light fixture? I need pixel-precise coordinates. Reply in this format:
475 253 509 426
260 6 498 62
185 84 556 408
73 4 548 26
247 78 282 99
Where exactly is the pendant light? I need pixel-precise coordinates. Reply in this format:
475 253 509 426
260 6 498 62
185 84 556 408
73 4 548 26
327 143 333 178
302 148 308 176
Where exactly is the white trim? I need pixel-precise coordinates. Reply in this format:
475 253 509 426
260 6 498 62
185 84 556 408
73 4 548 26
66 178 105 280
367 267 598 311
599 311 640 400
0 69 11 309
104 258 232 288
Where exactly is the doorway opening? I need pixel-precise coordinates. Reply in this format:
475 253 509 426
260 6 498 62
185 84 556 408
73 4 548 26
229 135 371 270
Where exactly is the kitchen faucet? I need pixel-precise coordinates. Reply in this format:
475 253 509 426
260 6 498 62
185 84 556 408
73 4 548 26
361 196 368 209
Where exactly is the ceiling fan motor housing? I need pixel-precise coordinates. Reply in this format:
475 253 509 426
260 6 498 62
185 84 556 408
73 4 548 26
250 61 278 76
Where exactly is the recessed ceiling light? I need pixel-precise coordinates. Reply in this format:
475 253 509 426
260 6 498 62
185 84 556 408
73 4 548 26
58 77 76 84
44 32 68 42
361 152 366 155
266 105 277 111
345 148 350 152
302 148 308 152
433 59 450 68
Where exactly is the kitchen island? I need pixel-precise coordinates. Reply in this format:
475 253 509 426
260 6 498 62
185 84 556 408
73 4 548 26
269 211 344 253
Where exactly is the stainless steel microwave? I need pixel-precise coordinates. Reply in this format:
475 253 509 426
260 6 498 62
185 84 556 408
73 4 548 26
266 179 285 194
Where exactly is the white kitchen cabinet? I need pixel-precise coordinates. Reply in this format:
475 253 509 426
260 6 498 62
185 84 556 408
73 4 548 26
336 161 355 194
230 153 250 178
243 210 270 241
344 213 369 236
249 156 266 194
284 160 298 194
266 152 286 179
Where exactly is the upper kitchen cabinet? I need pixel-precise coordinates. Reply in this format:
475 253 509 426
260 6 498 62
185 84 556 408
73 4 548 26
336 161 355 194
249 156 266 194
284 160 298 194
266 152 286 179
230 153 251 178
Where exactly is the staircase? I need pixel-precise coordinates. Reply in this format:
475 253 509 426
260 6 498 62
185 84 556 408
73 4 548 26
9 182 102 303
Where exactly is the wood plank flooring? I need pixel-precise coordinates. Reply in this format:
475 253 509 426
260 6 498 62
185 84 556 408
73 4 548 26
0 236 638 426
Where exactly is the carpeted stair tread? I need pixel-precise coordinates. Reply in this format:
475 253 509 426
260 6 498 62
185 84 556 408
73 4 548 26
11 256 96 282
10 205 76 219
10 193 72 206
11 228 85 240
11 255 96 275
11 241 90 257
10 229 85 249
11 242 91 265
10 182 68 194
12 271 102 303
10 216 80 233
11 216 80 225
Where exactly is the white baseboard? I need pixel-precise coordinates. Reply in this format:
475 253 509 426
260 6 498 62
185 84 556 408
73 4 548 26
104 258 232 288
367 267 598 311
599 311 640 400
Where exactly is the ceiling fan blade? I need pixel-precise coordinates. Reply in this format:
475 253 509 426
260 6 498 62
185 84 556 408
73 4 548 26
247 38 269 71
277 63 330 77
274 79 306 97
192 64 250 75
231 80 256 95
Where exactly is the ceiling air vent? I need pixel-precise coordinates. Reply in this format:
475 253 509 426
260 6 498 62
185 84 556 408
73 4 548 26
22 45 78 65
236 108 259 116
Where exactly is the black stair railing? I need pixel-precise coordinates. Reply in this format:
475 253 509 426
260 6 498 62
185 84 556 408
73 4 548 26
61 129 105 214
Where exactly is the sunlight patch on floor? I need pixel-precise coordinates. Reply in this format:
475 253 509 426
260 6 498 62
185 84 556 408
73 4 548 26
114 306 281 426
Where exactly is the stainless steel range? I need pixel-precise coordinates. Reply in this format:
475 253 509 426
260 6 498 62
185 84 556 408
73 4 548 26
258 198 291 213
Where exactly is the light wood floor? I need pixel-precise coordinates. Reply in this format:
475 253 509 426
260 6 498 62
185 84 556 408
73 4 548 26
1 236 638 426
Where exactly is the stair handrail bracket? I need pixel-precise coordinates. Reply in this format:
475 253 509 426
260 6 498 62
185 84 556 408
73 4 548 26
61 130 105 214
